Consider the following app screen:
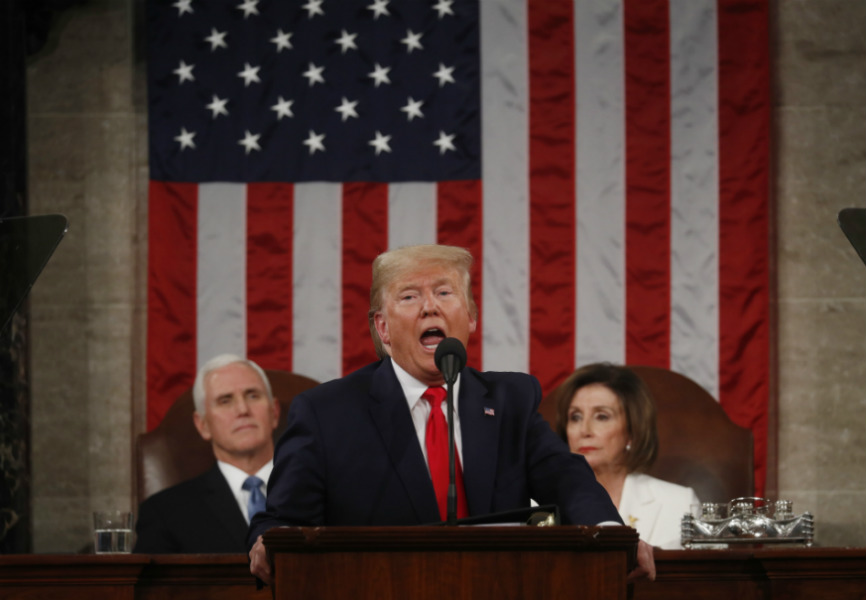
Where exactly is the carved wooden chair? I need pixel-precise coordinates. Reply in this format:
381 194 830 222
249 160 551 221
135 370 319 506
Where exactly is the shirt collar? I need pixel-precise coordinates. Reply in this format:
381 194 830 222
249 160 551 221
217 459 274 491
390 358 461 411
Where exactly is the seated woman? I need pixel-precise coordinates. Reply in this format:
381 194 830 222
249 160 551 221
552 362 699 549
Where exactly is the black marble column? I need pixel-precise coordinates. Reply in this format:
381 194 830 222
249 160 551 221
0 0 31 554
0 0 86 553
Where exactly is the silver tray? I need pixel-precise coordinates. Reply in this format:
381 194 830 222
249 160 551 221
681 497 814 548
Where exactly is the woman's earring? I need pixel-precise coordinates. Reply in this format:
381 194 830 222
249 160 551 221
625 442 632 452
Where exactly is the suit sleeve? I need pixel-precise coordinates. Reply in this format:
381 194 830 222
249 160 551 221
247 392 325 548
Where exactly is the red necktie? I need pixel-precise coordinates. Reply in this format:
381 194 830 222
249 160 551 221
422 386 469 521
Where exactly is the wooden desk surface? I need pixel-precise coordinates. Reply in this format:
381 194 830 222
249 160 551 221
1 546 864 600
633 547 866 600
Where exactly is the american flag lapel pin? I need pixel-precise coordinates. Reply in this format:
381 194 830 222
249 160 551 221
483 407 495 417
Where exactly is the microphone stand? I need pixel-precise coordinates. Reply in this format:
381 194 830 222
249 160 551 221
434 337 467 527
445 379 457 526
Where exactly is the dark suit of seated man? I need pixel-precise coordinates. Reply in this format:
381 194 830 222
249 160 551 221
134 354 280 553
248 244 655 582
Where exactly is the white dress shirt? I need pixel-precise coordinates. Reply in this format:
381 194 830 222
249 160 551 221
217 459 273 523
391 360 464 469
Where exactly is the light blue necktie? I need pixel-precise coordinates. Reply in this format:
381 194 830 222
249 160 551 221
242 475 266 520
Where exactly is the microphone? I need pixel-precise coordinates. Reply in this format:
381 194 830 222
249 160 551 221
434 337 466 525
434 337 466 386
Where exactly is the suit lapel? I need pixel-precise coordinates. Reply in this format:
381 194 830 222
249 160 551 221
459 371 500 516
368 359 441 523
201 465 249 548
620 474 662 539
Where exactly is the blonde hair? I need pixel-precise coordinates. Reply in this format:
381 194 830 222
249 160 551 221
368 244 478 359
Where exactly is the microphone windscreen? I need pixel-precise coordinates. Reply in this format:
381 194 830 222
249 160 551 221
434 337 467 373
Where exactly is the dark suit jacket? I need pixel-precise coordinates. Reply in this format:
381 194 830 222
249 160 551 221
134 464 248 553
248 358 620 546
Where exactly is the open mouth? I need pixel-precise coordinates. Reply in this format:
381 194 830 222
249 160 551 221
420 328 445 350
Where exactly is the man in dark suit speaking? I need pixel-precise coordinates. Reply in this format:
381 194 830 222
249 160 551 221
248 244 654 581
134 354 279 553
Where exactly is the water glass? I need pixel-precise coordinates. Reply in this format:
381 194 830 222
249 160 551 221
93 510 134 554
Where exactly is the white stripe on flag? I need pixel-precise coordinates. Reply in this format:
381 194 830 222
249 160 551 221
197 182 247 367
388 183 437 249
669 0 720 397
480 0 530 373
293 183 342 382
575 0 627 367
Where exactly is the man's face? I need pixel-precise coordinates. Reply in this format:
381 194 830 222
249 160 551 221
193 362 279 465
373 262 477 386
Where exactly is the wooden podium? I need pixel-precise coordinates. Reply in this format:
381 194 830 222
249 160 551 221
263 525 638 599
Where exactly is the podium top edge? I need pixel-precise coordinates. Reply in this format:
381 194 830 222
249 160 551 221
262 525 638 553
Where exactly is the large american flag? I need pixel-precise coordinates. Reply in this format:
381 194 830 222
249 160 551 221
146 0 770 494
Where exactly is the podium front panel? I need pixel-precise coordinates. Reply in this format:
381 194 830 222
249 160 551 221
264 525 638 600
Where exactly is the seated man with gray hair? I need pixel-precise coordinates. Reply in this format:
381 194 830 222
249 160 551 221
134 354 280 553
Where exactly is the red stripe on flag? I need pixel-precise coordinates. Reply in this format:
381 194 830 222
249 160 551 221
624 0 671 368
528 0 577 394
146 181 198 431
342 182 388 375
717 0 771 497
246 183 294 371
437 180 484 370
